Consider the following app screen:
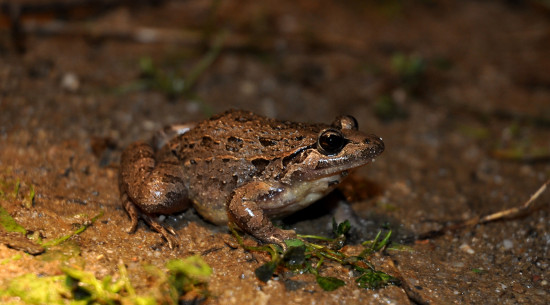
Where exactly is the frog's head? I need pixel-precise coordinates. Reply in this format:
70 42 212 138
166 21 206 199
283 115 384 183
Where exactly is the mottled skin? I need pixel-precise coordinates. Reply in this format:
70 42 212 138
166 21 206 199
119 109 384 248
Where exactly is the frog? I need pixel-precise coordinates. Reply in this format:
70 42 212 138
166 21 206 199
119 109 384 249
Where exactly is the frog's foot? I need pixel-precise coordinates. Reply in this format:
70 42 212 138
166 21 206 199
121 192 178 249
119 141 190 249
260 228 297 252
141 214 178 249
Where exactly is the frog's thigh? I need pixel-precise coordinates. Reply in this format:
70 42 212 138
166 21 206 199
120 142 190 215
227 181 296 246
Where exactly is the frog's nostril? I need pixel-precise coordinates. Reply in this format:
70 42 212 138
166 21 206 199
366 135 384 153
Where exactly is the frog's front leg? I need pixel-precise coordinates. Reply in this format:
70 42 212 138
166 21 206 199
227 181 297 249
119 141 190 248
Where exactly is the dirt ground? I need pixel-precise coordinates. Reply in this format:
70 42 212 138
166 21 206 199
1 0 549 304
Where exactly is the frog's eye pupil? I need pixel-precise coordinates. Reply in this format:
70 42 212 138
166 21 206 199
317 129 345 155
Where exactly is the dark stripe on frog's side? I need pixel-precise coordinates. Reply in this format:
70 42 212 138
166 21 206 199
282 145 315 167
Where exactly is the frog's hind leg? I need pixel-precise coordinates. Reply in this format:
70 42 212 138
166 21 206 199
119 141 189 248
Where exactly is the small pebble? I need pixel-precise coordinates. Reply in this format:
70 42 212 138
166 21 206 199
502 239 514 250
451 261 465 268
459 244 475 254
61 72 79 92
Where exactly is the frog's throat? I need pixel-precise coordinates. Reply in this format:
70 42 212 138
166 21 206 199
261 174 344 218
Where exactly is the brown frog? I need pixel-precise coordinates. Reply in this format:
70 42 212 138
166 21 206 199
119 109 384 249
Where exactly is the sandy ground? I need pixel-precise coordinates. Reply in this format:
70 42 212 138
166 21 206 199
1 0 549 304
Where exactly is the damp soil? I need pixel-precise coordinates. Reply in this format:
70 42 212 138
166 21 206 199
1 1 549 304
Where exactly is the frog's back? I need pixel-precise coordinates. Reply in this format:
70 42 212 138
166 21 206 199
178 109 323 159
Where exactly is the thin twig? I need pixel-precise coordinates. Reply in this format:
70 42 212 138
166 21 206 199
478 179 549 223
416 179 549 240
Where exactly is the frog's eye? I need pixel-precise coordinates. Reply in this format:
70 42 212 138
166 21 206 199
317 128 346 155
332 115 358 131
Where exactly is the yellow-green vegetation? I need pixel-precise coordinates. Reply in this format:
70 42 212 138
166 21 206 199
0 205 27 235
232 220 408 291
0 203 102 255
472 268 486 274
492 146 550 163
0 176 35 209
0 256 212 305
39 241 82 262
40 212 104 248
0 173 103 256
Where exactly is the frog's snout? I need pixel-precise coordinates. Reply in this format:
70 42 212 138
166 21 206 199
367 135 384 155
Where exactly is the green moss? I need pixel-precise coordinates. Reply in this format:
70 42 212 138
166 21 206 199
0 205 26 235
2 273 69 305
39 241 82 262
1 257 211 304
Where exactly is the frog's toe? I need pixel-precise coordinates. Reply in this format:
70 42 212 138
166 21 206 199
127 220 138 234
121 193 140 233
158 230 178 249
165 224 178 236
142 214 179 249
262 229 297 252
